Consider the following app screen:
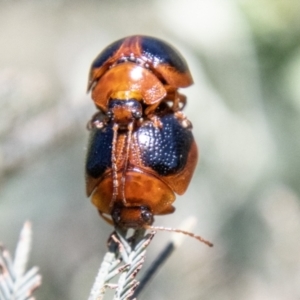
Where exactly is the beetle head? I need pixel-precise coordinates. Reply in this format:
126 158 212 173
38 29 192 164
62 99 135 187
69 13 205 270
111 204 154 229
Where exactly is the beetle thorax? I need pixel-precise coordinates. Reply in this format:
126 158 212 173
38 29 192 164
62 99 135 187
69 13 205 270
107 98 142 127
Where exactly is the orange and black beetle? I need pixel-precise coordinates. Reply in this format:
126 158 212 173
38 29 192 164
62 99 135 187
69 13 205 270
86 35 198 230
87 35 193 116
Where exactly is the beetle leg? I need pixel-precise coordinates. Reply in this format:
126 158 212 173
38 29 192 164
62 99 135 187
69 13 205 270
156 205 176 215
174 111 193 129
86 110 107 130
171 91 186 111
177 92 187 110
148 115 163 128
144 102 161 116
98 210 114 226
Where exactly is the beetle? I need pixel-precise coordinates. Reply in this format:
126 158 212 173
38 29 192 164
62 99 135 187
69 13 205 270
86 104 198 229
85 36 212 246
87 35 193 117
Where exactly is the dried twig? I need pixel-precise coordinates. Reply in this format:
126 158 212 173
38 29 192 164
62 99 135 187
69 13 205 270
0 221 41 300
88 228 155 300
88 217 200 300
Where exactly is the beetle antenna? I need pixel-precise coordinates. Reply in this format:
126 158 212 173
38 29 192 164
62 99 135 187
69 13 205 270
121 121 133 203
111 123 119 205
144 225 213 247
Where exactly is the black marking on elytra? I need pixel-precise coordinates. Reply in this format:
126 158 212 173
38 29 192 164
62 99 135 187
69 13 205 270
136 114 193 176
86 123 114 178
91 38 125 69
140 36 188 73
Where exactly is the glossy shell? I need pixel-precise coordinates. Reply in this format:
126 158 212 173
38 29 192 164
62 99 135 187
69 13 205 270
91 63 167 112
88 35 193 92
85 111 198 222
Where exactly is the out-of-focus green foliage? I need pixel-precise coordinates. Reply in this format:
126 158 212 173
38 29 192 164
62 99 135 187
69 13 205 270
241 0 300 194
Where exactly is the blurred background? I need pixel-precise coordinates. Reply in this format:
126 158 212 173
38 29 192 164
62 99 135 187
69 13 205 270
0 0 300 299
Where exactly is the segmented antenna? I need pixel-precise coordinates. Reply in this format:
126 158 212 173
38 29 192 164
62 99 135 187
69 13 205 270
121 121 134 203
145 225 213 247
111 123 119 205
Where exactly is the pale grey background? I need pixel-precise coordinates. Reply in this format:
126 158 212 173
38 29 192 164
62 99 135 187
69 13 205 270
1 1 300 299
